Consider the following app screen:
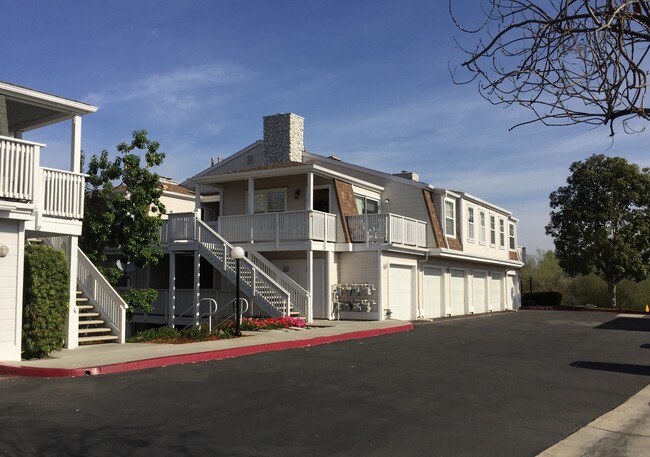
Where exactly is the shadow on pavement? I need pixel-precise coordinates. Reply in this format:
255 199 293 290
595 317 650 332
570 361 650 376
641 344 650 349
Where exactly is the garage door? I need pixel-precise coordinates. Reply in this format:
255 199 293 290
472 271 487 314
389 265 413 320
491 273 503 311
423 267 443 318
450 269 466 316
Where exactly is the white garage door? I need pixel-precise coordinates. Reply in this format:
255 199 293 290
389 265 413 320
491 273 503 311
423 267 443 318
450 269 466 316
472 271 487 314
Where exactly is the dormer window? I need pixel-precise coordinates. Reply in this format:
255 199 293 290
509 222 516 250
444 198 456 238
467 206 475 242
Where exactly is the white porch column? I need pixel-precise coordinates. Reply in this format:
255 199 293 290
377 251 384 320
306 251 313 323
70 115 82 173
247 178 255 215
194 184 202 219
306 172 313 210
65 236 79 349
168 252 176 327
193 251 201 326
0 95 8 136
325 250 333 320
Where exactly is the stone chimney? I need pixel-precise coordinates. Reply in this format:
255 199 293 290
263 113 304 164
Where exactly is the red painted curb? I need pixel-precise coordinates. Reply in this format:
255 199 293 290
0 323 413 378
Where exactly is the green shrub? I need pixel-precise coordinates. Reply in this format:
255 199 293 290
127 326 178 342
522 291 562 307
22 245 70 359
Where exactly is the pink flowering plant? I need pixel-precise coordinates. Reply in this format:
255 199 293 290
237 316 306 331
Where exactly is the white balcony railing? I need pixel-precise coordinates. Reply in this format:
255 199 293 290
1 136 85 220
217 210 337 244
347 213 427 248
42 168 85 219
0 136 38 201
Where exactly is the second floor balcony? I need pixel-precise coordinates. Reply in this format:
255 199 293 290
1 136 85 221
215 210 337 244
347 213 427 248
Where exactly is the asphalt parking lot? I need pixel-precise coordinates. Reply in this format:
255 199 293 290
1 311 648 457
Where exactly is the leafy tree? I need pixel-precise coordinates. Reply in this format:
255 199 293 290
546 154 650 308
450 1 650 135
81 130 166 313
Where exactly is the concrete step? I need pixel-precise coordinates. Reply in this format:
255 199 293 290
79 312 100 318
79 319 106 326
79 334 119 343
77 304 94 311
76 296 89 303
78 327 112 334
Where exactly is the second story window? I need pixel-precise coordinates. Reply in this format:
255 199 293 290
253 189 286 213
499 218 506 248
479 210 486 244
490 215 496 245
509 222 516 250
355 195 379 214
467 207 475 241
444 198 456 238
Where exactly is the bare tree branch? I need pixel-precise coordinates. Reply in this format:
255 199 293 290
450 0 650 135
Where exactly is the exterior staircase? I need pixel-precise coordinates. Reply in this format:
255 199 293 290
163 213 312 322
76 290 119 344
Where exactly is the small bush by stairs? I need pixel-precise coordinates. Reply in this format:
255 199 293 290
77 291 119 344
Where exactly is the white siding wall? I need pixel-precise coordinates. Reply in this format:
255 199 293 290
338 251 380 320
0 220 24 361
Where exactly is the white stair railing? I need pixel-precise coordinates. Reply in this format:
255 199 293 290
196 219 290 317
247 251 312 322
45 237 128 343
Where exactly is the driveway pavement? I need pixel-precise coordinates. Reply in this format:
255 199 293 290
0 311 648 456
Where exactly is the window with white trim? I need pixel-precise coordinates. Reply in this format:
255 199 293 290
444 198 456 238
467 206 475 242
251 189 286 213
479 210 486 244
355 195 379 214
509 222 516 250
499 218 506 248
490 215 496 245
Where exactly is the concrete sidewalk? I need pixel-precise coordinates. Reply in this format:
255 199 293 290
0 319 413 378
537 383 650 456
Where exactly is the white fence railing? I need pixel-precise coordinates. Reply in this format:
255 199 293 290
41 168 85 219
0 136 38 201
217 210 337 244
45 236 128 343
138 289 240 319
248 251 312 321
347 213 427 248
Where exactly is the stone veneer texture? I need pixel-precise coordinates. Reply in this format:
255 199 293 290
263 113 304 164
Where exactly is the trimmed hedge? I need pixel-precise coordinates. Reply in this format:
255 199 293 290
521 291 563 307
22 245 69 359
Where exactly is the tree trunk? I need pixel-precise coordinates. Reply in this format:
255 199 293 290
607 280 618 309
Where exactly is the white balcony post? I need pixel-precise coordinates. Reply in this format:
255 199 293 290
247 178 255 215
65 236 79 349
306 251 313 321
194 183 202 218
70 115 82 173
193 251 200 327
168 252 176 327
306 172 313 210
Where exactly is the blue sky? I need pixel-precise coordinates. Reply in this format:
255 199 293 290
5 0 649 252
